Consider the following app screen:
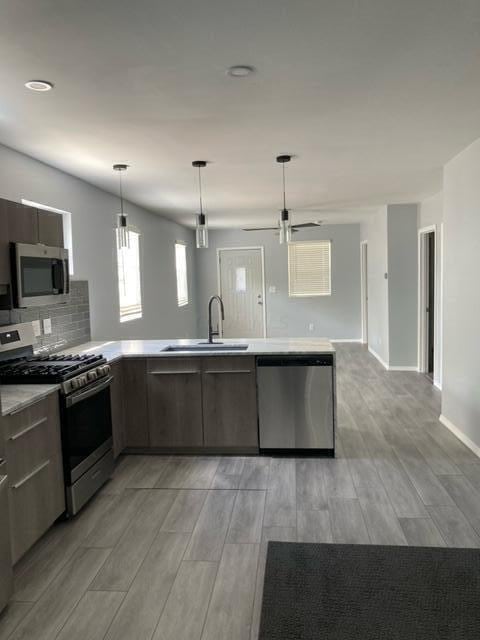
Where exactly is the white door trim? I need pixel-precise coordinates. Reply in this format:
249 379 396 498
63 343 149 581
417 225 442 387
216 246 267 338
360 241 368 344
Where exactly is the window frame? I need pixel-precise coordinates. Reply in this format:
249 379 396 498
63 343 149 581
174 241 189 308
116 227 143 323
287 239 332 298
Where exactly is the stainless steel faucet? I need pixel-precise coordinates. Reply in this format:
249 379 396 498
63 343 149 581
208 295 225 343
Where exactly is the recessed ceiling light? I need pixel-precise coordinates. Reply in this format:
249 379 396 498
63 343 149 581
25 80 54 92
226 65 256 78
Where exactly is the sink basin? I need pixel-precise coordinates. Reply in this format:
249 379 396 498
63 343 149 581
161 343 249 352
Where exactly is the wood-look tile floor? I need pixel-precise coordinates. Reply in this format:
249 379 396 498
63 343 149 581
2 343 480 640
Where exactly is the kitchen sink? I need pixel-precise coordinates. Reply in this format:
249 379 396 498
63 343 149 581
161 343 249 352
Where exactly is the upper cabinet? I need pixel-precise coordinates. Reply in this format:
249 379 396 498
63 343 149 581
37 210 64 247
5 201 38 245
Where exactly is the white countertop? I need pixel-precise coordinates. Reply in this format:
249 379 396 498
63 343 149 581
1 338 334 415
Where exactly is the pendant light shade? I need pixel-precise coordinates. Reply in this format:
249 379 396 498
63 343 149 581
276 155 292 245
193 160 208 249
113 163 130 249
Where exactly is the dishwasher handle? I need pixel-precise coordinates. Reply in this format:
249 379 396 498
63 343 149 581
257 354 333 367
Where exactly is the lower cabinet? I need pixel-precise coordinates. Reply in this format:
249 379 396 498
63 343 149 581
3 393 65 563
147 358 203 447
123 358 149 448
202 356 258 448
109 360 125 458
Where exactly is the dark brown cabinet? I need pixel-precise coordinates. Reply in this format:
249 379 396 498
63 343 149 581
0 201 10 285
5 201 38 245
202 356 258 449
123 359 149 448
37 210 64 247
110 361 125 458
147 358 203 448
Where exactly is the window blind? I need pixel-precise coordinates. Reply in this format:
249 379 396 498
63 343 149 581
175 242 189 307
288 240 331 297
117 229 143 321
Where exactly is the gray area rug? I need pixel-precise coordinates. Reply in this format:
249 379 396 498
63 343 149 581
259 542 480 639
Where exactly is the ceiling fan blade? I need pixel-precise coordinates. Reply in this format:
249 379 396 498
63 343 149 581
291 221 323 229
242 226 278 231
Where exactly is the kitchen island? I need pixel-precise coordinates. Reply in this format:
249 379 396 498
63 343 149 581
1 338 336 457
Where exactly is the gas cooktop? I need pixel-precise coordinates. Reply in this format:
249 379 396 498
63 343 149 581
0 353 105 384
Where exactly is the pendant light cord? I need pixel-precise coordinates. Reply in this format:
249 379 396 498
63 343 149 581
282 162 287 210
119 170 124 215
198 166 204 214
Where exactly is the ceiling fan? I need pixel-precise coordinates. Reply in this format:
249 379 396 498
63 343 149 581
242 155 323 240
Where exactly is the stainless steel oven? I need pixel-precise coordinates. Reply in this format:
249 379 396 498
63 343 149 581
61 375 114 516
13 242 70 307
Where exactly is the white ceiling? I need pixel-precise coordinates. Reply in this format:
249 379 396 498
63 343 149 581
1 1 480 228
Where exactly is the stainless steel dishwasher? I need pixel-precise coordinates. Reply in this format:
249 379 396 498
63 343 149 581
257 354 335 455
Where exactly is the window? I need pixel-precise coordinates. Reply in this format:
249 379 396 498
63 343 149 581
288 240 331 297
117 229 143 322
22 199 74 275
175 242 189 307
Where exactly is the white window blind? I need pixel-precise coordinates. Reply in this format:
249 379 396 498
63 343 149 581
117 229 143 322
288 240 331 297
175 242 189 307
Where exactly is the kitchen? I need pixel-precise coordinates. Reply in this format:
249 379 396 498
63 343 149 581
2 2 480 640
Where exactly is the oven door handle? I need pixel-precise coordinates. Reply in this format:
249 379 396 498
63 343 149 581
66 376 114 408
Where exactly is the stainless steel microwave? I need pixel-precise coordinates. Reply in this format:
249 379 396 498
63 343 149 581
12 243 70 307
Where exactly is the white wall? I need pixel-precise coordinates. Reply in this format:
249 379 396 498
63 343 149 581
0 143 197 340
361 207 390 365
442 139 480 452
195 224 362 340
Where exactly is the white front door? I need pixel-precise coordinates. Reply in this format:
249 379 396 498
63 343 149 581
218 248 265 338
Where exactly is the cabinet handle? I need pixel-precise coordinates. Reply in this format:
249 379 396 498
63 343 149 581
149 370 200 376
204 370 252 374
11 460 50 490
9 417 48 441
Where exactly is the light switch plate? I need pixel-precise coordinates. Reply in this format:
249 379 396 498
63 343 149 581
269 285 277 294
43 318 52 335
32 320 42 337
309 323 315 332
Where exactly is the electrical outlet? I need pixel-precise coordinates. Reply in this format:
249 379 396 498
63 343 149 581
32 320 42 337
43 318 52 335
309 323 315 332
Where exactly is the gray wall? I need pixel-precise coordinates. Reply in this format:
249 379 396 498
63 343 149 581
361 207 390 364
442 138 480 451
1 280 91 352
387 204 418 368
195 224 361 340
0 143 198 341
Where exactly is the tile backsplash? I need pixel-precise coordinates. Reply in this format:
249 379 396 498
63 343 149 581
0 280 91 353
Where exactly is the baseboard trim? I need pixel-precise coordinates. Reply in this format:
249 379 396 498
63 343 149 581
368 346 389 370
367 346 418 372
439 414 480 459
434 380 442 391
330 339 363 343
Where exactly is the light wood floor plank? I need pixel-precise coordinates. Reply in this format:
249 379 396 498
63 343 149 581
296 510 332 543
239 459 270 490
184 490 236 561
104 532 190 640
55 590 125 640
91 489 177 590
201 543 259 640
152 561 217 640
329 498 370 544
439 474 480 535
399 518 446 547
0 603 32 640
161 489 208 533
226 491 265 544
295 459 327 510
356 486 407 545
263 458 296 528
427 505 480 548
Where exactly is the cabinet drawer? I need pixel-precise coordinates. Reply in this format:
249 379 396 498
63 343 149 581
8 454 65 563
201 355 255 374
4 394 62 485
147 357 202 375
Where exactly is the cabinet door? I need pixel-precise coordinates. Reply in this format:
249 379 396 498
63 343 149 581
0 200 10 285
123 359 149 447
110 361 125 458
38 210 64 247
6 201 38 244
4 393 65 563
202 356 258 449
147 358 203 448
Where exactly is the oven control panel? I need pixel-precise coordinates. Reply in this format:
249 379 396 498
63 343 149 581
62 364 111 395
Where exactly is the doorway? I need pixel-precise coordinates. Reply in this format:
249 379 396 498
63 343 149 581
418 227 438 383
217 247 266 338
360 241 368 344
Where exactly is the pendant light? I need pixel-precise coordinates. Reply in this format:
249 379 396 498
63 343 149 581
276 154 292 244
193 160 208 249
113 163 130 249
